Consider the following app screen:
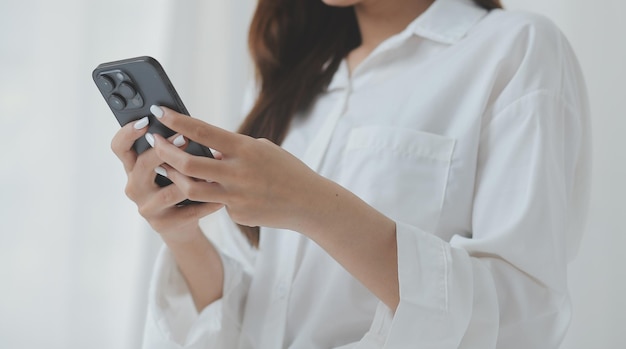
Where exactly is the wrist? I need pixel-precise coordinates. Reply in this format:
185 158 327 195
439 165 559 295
289 176 347 237
160 224 224 311
160 224 206 247
293 176 395 242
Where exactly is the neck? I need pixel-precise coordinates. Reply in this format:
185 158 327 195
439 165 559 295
345 0 434 72
354 0 434 50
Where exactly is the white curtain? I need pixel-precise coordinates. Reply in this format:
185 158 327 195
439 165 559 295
0 1 254 348
1 0 622 348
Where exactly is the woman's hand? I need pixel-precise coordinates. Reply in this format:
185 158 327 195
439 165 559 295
147 105 324 231
112 117 226 311
148 105 400 309
110 116 224 242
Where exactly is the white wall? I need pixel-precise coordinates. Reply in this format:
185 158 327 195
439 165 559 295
503 1 626 347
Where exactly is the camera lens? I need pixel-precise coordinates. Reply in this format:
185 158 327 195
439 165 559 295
118 82 137 98
108 94 126 110
98 75 115 92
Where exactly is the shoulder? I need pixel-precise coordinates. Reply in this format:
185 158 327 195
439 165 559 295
470 9 571 66
481 9 564 42
450 8 590 123
461 9 576 74
468 9 586 110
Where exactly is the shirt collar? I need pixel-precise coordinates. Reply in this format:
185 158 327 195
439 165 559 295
326 0 489 91
407 0 489 45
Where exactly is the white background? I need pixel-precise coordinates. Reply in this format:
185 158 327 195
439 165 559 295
0 1 622 348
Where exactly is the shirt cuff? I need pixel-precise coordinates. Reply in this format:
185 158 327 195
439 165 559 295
366 221 477 348
143 244 248 347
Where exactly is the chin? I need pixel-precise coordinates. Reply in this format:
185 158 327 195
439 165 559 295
321 0 361 7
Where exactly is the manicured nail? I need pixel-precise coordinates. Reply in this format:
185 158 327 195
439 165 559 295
173 135 185 147
150 105 164 118
145 133 155 147
133 116 149 130
154 166 167 177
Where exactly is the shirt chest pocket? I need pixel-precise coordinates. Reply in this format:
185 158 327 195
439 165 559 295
338 126 456 232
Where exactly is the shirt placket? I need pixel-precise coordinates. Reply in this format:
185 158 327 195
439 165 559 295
255 33 429 349
256 229 304 348
257 81 353 349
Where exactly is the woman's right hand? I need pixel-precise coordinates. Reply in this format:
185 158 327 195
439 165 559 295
112 118 226 311
110 117 224 243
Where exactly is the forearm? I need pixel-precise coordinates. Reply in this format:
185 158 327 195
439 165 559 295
295 178 399 311
162 226 224 312
145 107 399 309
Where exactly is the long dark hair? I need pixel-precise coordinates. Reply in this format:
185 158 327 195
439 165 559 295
237 0 503 247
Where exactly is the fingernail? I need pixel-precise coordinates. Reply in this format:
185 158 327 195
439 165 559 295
145 133 155 147
155 166 168 177
150 105 164 118
173 135 185 147
133 116 149 130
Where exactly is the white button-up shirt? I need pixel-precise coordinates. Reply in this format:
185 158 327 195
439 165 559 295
142 0 591 348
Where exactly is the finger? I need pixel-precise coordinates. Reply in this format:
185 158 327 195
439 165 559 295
159 164 228 204
170 133 187 148
137 132 187 174
158 201 225 225
131 147 164 188
151 133 228 182
132 132 190 187
111 117 150 173
139 181 188 216
211 149 223 160
150 105 239 154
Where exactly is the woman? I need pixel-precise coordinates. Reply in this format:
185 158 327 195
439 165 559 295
111 0 591 347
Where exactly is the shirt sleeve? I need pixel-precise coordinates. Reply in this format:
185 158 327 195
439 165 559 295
141 242 252 349
385 89 588 349
343 16 592 349
141 208 256 348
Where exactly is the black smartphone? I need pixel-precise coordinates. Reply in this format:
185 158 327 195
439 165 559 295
92 56 213 188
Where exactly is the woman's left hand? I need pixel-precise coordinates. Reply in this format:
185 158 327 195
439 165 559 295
148 105 324 230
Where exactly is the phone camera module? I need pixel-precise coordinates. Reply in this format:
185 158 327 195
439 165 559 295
108 94 127 110
98 75 115 93
118 82 137 98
